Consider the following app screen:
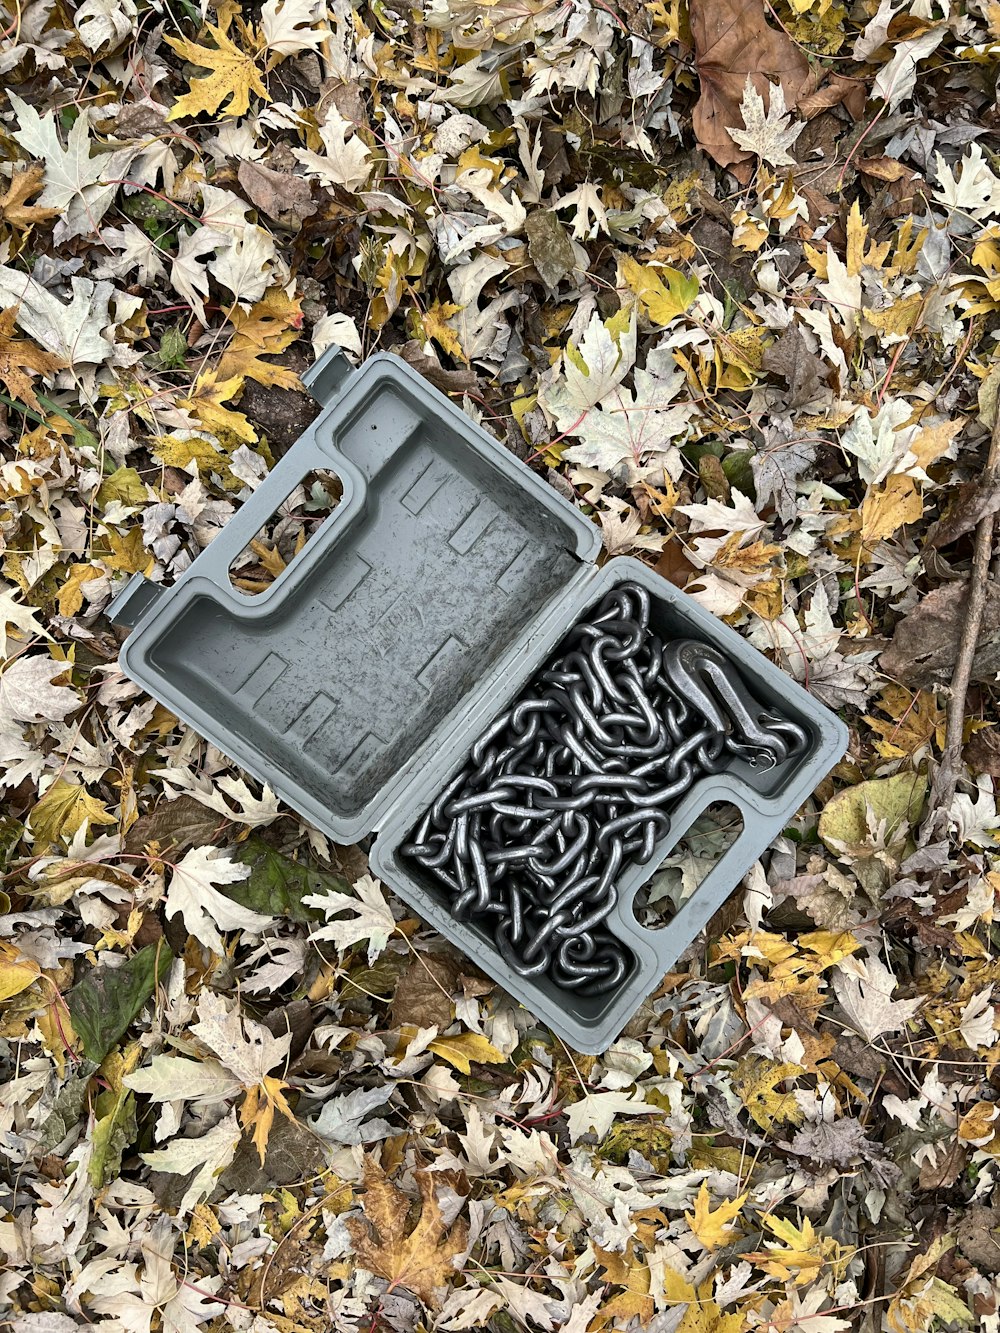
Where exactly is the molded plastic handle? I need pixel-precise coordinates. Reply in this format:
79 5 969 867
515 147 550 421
205 431 367 585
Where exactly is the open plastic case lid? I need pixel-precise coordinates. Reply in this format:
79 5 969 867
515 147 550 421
107 349 603 845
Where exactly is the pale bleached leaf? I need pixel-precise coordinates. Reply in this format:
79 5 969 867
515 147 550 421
165 846 272 954
304 872 397 964
728 78 802 168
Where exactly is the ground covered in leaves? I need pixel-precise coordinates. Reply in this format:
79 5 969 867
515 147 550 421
2 0 1000 1329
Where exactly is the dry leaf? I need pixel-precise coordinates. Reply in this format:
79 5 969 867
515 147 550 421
689 0 809 169
347 1157 469 1307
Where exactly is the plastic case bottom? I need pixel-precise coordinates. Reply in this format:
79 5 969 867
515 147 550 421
371 559 846 1052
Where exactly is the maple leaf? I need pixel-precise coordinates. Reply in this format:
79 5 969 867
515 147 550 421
0 305 64 411
292 104 372 192
427 1032 507 1074
191 992 295 1163
832 955 923 1042
347 1156 469 1307
745 1213 854 1286
165 845 273 954
0 165 60 232
178 371 258 446
166 22 269 121
304 872 397 963
685 1182 748 1251
140 1111 241 1217
539 309 637 432
731 1055 804 1130
260 0 327 60
8 94 139 241
1 653 78 722
28 778 115 850
729 77 803 168
215 288 304 390
619 256 699 325
565 1088 657 1142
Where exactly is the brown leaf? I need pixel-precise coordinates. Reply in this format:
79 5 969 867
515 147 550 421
525 210 576 287
761 326 826 408
965 725 1000 778
925 474 1000 549
390 952 460 1031
124 794 229 859
0 306 64 410
394 340 479 396
881 580 1000 688
689 0 809 169
346 1157 468 1306
0 166 60 230
237 159 317 225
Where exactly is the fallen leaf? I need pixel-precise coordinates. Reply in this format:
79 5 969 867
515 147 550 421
0 940 41 1002
166 22 269 121
237 159 316 225
685 1182 748 1250
165 845 273 954
833 955 923 1043
860 474 923 543
1 654 79 722
427 1031 507 1075
689 0 809 169
881 580 1000 688
67 943 172 1061
28 778 116 849
347 1157 469 1307
0 164 61 231
728 76 803 167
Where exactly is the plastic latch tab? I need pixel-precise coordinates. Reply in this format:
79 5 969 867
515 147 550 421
106 573 166 630
302 346 356 406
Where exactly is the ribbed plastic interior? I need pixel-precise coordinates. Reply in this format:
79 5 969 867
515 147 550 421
146 375 582 823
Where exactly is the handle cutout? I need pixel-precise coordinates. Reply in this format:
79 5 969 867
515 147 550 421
228 468 343 596
632 801 744 931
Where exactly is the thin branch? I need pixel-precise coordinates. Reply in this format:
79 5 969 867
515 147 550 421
921 410 1000 843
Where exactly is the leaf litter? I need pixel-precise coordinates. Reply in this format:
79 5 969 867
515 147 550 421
1 0 1000 1330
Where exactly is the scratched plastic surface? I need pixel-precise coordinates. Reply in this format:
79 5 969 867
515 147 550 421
108 349 848 1053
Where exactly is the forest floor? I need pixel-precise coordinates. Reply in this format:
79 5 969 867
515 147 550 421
1 1 1000 1330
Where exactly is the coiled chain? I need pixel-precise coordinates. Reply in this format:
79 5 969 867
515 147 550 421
403 582 808 996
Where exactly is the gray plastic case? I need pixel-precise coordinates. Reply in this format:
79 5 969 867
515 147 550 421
108 348 848 1053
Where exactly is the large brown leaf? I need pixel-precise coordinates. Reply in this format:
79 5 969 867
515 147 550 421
689 0 810 168
347 1157 469 1306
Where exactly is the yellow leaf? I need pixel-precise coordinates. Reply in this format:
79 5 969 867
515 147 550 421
215 288 304 390
427 1032 506 1074
796 930 862 971
910 417 963 472
179 371 258 445
58 563 102 617
0 165 61 232
958 1099 999 1146
28 778 116 850
731 1055 804 1130
860 474 923 544
165 22 268 121
864 294 924 339
421 301 465 362
619 255 698 325
239 1073 295 1165
865 685 944 759
103 526 151 574
0 306 64 411
745 1212 853 1286
685 1182 748 1251
0 940 41 1002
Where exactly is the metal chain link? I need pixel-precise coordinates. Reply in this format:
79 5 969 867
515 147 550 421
403 582 808 996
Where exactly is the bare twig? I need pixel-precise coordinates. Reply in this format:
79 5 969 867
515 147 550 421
921 411 1000 843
